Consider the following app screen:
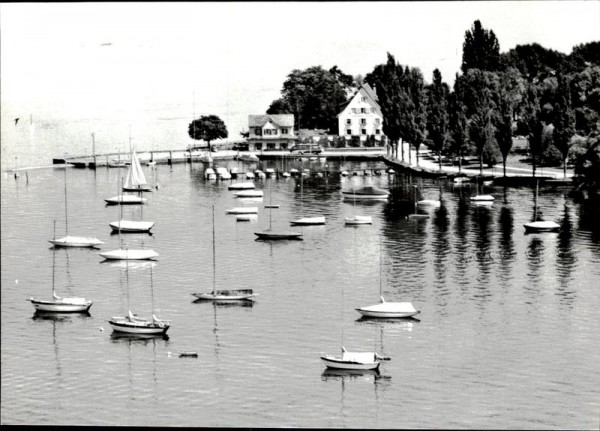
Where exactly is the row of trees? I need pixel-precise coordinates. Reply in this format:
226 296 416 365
190 20 598 192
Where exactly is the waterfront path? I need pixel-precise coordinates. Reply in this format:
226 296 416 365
384 142 574 182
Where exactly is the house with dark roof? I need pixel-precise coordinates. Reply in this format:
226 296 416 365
337 83 384 143
245 114 296 151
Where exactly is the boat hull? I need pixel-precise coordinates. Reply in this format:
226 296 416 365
99 249 159 260
123 186 153 192
342 193 388 201
192 290 257 301
235 191 264 198
225 207 258 214
470 195 495 202
108 319 169 335
254 231 303 240
355 301 420 318
109 220 155 232
228 182 256 190
30 298 93 313
524 221 560 232
344 216 372 225
105 195 147 205
290 217 326 225
49 236 104 248
320 355 381 370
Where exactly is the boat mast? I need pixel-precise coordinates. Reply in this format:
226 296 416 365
63 167 69 236
269 186 273 231
119 178 123 248
534 179 539 221
52 220 56 297
150 264 155 317
212 204 216 295
125 249 131 314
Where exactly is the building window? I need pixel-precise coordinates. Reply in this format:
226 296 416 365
375 129 380 135
361 129 367 135
360 108 366 114
361 96 366 102
346 119 351 125
254 128 262 135
360 118 367 125
371 108 375 113
281 128 289 134
351 108 357 114
346 129 352 135
374 118 380 125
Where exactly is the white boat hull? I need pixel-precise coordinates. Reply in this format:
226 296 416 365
109 220 155 232
321 350 384 370
108 318 170 335
355 299 420 318
192 290 257 301
524 221 560 232
228 182 255 190
30 298 93 312
99 249 159 260
290 216 326 225
342 193 388 201
49 236 104 248
417 199 441 207
470 195 495 202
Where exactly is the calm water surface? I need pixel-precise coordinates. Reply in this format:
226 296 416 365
1 158 599 428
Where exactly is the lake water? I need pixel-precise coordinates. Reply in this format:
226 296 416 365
1 157 599 428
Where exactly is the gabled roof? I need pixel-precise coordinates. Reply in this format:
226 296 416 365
248 114 294 128
337 83 382 117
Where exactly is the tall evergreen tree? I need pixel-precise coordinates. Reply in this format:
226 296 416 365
447 86 470 173
517 83 545 177
426 69 449 171
461 20 501 73
405 67 428 166
552 75 576 178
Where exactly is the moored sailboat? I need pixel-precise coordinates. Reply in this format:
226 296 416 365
48 167 103 248
108 260 170 335
193 205 257 300
524 180 560 233
31 221 93 313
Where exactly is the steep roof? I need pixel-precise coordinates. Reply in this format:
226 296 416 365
336 83 382 117
248 114 294 128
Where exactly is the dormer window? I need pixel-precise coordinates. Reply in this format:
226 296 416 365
346 119 351 125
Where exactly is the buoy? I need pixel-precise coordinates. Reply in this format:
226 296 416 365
99 327 104 332
15 279 18 284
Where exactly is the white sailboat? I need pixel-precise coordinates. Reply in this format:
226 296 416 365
193 205 257 300
109 178 155 233
100 183 159 261
344 186 373 226
31 221 94 312
290 174 326 225
48 167 104 248
355 241 420 319
524 180 560 233
123 149 153 192
108 258 171 335
470 178 495 203
255 186 303 240
321 276 389 370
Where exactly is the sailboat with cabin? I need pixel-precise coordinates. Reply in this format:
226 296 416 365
524 180 560 233
109 177 155 233
48 167 104 248
193 205 258 300
123 149 153 192
108 258 171 335
355 239 420 318
31 221 94 312
255 186 303 240
100 179 159 260
321 276 390 370
290 174 326 225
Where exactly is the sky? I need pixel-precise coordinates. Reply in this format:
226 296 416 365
1 1 599 164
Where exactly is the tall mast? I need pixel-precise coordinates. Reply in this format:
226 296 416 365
150 264 155 317
52 220 56 296
119 178 123 248
125 249 130 313
63 167 69 236
212 204 216 295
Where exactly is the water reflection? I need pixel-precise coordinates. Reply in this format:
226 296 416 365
432 204 450 305
453 197 470 290
525 236 545 293
110 332 170 343
556 204 577 306
497 205 516 287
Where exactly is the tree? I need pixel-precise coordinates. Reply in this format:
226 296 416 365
500 43 570 82
570 131 600 194
461 20 501 73
188 115 228 152
517 83 545 177
447 88 470 173
268 66 352 133
494 69 525 176
404 66 428 166
552 75 576 178
426 69 449 170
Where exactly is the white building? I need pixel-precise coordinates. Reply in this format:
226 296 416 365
246 114 296 151
337 83 384 142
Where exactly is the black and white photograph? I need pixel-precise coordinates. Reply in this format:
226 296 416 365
1 1 599 428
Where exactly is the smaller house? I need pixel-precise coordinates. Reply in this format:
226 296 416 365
337 83 384 144
246 114 296 151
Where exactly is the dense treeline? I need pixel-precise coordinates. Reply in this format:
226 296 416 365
266 20 599 192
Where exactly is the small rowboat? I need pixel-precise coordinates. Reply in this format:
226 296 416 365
321 347 390 371
225 207 259 215
179 351 198 358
